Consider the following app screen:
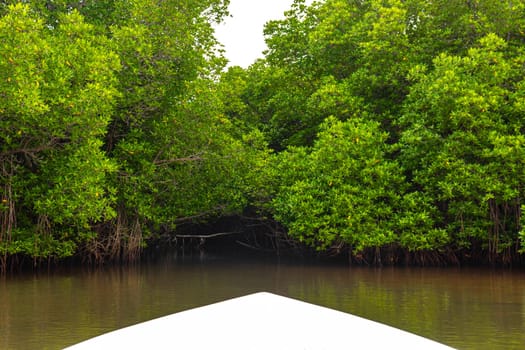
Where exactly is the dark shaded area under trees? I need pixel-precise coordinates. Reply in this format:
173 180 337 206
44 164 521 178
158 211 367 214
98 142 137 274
1 0 525 272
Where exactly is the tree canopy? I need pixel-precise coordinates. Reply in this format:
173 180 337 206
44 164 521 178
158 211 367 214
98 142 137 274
1 0 525 270
252 0 525 264
1 0 268 269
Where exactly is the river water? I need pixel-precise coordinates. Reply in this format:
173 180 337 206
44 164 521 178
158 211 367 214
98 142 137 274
0 253 524 349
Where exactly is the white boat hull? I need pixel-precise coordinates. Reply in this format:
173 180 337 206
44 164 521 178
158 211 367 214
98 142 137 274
65 292 454 349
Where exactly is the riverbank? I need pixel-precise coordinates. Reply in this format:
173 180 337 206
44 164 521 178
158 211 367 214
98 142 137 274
2 223 525 274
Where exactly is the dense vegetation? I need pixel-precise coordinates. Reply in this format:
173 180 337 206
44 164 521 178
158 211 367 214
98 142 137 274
1 0 525 271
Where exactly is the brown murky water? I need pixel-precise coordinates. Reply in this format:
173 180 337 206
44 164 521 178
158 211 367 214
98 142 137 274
1 254 524 349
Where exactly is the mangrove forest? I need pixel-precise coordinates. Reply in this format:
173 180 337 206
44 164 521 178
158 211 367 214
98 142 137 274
2 0 525 271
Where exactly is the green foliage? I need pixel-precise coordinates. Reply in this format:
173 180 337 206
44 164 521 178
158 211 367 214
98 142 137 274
0 4 120 260
0 0 258 265
249 0 525 261
271 117 403 251
2 0 525 266
105 0 263 249
399 33 525 257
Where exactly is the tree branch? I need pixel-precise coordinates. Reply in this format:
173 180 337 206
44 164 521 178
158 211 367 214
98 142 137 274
0 144 54 159
174 231 242 239
153 154 204 165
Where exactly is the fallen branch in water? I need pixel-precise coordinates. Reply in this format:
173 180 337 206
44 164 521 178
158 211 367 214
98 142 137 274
174 231 243 239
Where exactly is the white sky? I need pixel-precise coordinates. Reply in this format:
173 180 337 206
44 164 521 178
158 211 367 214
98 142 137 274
214 0 314 67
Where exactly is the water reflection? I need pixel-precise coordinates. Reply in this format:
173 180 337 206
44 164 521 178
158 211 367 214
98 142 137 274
1 255 524 349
